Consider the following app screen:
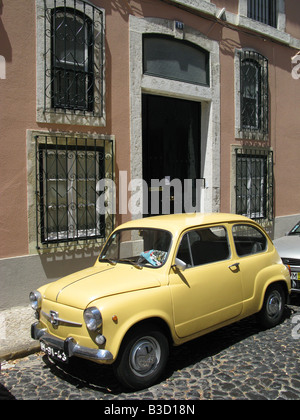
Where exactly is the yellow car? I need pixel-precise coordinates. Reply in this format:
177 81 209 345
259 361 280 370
30 213 291 390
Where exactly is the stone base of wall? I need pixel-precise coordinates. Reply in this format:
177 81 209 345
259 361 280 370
0 306 39 361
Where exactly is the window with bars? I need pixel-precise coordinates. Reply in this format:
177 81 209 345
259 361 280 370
35 135 114 248
39 0 104 119
247 0 277 28
240 50 269 137
51 7 94 111
235 149 273 220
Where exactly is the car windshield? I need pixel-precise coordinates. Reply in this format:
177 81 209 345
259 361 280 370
99 228 172 268
288 222 300 235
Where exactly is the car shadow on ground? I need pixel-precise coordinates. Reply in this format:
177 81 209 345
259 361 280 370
42 300 299 396
0 383 16 400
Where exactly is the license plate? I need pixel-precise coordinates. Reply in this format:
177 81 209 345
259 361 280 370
40 341 68 363
291 272 300 290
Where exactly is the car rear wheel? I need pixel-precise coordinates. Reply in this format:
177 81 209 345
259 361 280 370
114 324 169 390
258 284 286 329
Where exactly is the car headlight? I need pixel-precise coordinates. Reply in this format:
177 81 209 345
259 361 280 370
29 291 42 311
84 307 102 331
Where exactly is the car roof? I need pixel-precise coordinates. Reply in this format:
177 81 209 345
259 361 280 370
115 213 252 235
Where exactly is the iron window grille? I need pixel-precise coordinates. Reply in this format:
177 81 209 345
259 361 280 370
51 7 94 111
43 0 104 116
235 148 274 221
247 0 277 28
35 135 114 248
240 50 269 137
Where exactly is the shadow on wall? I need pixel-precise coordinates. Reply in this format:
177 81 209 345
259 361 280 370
0 248 102 310
0 0 12 63
98 0 142 21
39 248 102 280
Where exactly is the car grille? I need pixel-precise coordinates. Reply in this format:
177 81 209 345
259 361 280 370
281 258 300 266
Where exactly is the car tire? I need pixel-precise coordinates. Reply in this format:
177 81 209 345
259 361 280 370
114 324 169 390
257 284 286 329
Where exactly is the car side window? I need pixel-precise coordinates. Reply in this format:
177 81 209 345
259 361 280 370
176 232 192 267
232 224 267 257
177 226 230 267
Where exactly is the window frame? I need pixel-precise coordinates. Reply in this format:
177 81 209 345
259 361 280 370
31 133 115 251
36 0 106 127
236 154 267 219
232 223 268 257
235 148 274 221
235 49 269 140
38 143 105 244
176 225 231 268
241 58 262 130
51 7 94 112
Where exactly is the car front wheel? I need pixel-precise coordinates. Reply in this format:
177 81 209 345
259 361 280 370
258 284 286 329
114 325 169 390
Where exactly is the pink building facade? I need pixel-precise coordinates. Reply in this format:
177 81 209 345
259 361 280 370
0 0 300 308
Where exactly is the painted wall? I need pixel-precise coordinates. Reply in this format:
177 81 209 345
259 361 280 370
0 0 132 259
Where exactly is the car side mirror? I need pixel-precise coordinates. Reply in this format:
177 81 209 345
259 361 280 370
174 258 187 272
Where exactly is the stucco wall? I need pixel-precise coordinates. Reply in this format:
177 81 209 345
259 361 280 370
0 0 132 260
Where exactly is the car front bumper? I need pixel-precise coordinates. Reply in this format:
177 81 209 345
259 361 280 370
31 321 113 363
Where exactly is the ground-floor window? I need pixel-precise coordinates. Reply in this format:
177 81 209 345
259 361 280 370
235 148 273 220
35 134 114 248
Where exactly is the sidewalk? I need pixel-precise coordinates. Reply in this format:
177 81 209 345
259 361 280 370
0 306 39 362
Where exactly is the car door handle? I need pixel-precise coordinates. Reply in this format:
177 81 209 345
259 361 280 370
228 263 240 271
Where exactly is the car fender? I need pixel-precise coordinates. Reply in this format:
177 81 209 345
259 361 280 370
252 264 291 313
91 286 175 361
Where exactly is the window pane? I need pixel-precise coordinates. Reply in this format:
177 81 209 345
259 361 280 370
54 13 87 66
45 179 68 239
143 35 209 86
100 229 172 268
189 226 230 266
233 224 267 256
177 233 192 266
241 60 261 129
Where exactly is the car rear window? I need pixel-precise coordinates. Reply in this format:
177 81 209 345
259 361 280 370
232 224 267 257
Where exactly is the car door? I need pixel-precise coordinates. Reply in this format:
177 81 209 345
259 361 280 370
231 223 269 304
169 225 243 338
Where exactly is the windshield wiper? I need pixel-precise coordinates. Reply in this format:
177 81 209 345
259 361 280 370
119 259 143 269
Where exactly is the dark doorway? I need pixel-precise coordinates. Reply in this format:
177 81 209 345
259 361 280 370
142 94 201 215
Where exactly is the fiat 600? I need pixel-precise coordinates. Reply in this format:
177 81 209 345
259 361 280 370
30 213 291 390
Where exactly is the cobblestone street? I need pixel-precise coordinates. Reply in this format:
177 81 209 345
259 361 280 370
1 300 300 401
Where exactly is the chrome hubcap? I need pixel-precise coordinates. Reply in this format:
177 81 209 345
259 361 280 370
129 337 161 377
266 290 282 318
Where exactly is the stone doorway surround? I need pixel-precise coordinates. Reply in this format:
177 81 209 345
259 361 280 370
129 15 221 219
